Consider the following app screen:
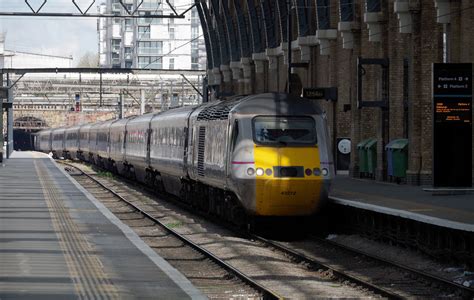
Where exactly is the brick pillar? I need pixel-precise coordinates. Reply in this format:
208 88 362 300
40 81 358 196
266 48 281 92
278 55 287 92
406 2 443 185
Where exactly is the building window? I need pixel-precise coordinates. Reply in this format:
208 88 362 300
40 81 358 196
124 47 132 60
138 56 162 69
191 8 199 25
169 58 174 69
138 41 162 55
112 39 121 52
191 26 199 39
138 11 162 25
112 52 120 65
138 26 150 39
169 27 175 39
169 18 174 25
191 39 199 57
125 61 133 68
191 57 199 70
142 0 162 10
112 2 121 12
125 19 133 31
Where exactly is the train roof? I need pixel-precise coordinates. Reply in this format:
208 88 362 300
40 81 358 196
127 111 159 125
110 116 135 128
52 127 66 134
232 93 323 115
195 93 323 122
38 128 52 135
65 125 81 131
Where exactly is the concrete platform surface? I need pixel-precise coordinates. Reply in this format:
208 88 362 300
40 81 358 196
330 175 474 232
0 151 205 299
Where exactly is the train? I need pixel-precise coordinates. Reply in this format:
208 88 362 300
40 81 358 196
36 93 334 225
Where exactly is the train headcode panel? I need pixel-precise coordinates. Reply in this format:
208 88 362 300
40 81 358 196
432 63 472 187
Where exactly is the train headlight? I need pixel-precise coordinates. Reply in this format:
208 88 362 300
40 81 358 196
322 168 329 176
256 168 264 176
247 168 255 176
313 168 321 176
265 168 273 176
305 168 312 176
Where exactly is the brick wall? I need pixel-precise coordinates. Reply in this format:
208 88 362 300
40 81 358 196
238 0 473 185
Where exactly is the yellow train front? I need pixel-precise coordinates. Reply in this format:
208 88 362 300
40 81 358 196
227 93 334 217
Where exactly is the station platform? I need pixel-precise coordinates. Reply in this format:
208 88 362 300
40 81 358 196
330 175 474 232
0 151 204 299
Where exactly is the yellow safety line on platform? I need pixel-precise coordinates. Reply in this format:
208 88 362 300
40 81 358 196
35 160 120 300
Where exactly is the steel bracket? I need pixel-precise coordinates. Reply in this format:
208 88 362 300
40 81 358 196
24 0 47 13
119 0 143 15
72 0 95 15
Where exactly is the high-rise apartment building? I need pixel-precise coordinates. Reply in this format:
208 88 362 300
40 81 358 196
98 0 206 70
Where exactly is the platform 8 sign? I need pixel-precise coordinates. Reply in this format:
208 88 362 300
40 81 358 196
432 63 472 187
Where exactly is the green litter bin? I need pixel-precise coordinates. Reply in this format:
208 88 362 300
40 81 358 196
387 139 409 178
365 139 377 177
356 138 373 176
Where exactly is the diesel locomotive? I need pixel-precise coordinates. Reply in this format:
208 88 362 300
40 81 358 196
36 93 334 224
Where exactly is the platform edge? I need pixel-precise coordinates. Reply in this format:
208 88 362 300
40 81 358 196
330 196 474 233
52 158 208 300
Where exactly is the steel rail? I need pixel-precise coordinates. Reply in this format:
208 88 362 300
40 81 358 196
250 234 404 299
312 235 474 298
60 161 282 300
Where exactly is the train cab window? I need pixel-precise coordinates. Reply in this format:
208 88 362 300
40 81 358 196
253 116 317 146
231 120 239 151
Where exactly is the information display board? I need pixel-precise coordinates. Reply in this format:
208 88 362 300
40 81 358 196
432 63 472 187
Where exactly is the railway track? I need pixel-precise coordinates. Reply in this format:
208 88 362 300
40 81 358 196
60 160 474 299
251 234 474 299
316 236 474 298
60 161 281 300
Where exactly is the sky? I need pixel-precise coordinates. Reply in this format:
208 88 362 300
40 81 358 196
0 0 99 64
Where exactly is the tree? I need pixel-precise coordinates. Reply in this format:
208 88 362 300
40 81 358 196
76 52 99 67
